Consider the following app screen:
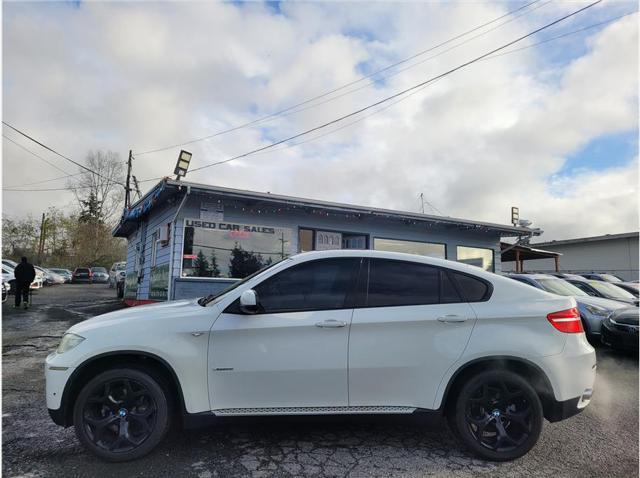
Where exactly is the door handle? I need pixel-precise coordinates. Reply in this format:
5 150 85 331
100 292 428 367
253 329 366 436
315 320 347 328
437 315 467 323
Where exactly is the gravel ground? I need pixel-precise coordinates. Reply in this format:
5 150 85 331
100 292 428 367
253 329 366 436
2 285 638 477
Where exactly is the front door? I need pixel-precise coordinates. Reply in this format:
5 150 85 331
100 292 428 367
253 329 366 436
209 257 361 411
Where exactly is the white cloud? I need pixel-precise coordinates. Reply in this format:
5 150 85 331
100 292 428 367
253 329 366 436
2 1 638 240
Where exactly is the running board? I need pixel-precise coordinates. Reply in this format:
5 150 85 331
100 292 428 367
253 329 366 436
212 405 416 416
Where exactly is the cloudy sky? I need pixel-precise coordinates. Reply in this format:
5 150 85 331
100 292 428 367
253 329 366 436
2 0 638 240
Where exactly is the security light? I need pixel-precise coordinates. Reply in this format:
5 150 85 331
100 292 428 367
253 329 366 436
174 150 192 179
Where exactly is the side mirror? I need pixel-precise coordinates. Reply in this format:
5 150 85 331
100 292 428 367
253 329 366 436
240 289 259 314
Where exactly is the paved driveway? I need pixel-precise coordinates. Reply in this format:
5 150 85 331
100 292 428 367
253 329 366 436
2 285 638 477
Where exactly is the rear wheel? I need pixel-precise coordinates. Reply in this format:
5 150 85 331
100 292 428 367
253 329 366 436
73 368 170 462
449 370 543 461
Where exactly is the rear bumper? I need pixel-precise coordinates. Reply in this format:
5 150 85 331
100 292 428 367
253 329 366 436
545 389 593 422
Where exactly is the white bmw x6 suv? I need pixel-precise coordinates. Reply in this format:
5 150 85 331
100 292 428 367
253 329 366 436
46 250 596 462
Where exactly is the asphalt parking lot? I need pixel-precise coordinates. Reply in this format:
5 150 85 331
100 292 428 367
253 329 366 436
2 285 638 477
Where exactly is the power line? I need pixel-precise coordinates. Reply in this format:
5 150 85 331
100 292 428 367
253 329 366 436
3 134 73 176
133 0 544 156
3 185 93 192
239 10 637 161
139 0 601 182
2 122 126 187
3 171 84 188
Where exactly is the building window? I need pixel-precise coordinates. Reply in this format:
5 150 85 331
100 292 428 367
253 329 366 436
299 229 314 252
150 230 159 267
182 219 292 278
456 246 494 272
373 238 446 259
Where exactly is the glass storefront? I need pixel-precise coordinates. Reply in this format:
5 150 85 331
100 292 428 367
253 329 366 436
182 219 292 278
373 237 446 259
456 246 494 271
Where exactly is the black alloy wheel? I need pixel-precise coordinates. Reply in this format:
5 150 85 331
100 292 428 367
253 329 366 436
450 370 543 461
73 368 170 462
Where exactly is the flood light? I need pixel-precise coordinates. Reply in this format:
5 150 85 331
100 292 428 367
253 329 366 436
174 150 192 179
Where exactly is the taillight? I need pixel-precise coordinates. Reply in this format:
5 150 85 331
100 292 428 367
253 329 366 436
547 307 583 333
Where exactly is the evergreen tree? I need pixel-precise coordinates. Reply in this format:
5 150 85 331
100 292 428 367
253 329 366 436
229 243 264 278
210 251 221 277
193 250 211 277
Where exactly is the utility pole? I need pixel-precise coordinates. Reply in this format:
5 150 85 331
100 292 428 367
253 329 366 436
278 232 288 259
125 150 133 209
132 175 142 201
37 212 46 263
419 193 425 214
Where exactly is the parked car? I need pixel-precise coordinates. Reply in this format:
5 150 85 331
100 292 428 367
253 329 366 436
72 268 93 283
610 282 639 298
601 307 639 352
49 268 73 283
506 273 628 336
2 263 41 290
548 272 586 280
46 250 596 462
2 280 9 302
35 266 65 286
2 264 16 293
90 267 110 284
109 261 127 288
580 273 625 283
565 278 639 307
2 259 18 269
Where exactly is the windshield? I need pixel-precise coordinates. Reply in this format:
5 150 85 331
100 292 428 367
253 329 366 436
599 274 622 283
115 263 126 270
537 278 588 297
198 259 288 306
589 280 635 299
92 267 107 273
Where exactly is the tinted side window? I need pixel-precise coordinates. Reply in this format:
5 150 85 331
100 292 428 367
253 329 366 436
366 259 441 307
451 272 489 302
441 270 462 304
254 258 359 313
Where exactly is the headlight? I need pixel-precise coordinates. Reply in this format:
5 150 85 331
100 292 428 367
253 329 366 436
584 304 610 318
56 333 85 354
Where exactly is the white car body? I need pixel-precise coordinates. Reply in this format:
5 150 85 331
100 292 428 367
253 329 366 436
45 250 596 461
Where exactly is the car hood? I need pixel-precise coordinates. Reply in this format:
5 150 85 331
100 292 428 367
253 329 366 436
68 298 204 335
575 296 629 310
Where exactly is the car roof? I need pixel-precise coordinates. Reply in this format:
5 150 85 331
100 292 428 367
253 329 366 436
288 249 498 278
505 273 557 280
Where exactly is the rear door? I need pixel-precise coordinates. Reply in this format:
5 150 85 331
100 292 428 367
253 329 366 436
348 258 477 409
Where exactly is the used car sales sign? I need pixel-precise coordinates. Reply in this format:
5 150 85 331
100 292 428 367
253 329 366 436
185 219 276 235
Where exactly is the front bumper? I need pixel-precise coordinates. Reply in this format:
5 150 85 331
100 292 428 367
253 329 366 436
601 320 639 351
45 352 75 420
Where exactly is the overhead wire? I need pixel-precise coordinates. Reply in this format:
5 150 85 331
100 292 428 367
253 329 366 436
133 0 544 156
136 0 602 183
2 121 127 187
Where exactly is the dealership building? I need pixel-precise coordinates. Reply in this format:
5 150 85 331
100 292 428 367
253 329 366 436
113 179 537 304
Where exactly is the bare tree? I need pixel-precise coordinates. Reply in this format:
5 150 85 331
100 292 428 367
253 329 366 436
67 150 125 224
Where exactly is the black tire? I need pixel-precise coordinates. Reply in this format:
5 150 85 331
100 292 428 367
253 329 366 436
73 368 170 462
449 369 543 461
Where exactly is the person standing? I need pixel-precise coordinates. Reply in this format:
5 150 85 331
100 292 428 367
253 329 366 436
13 257 36 309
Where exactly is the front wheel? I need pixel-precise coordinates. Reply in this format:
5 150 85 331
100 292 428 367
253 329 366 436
73 368 170 462
449 370 543 461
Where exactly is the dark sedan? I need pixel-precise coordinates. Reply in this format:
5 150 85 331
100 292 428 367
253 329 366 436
601 308 639 352
72 267 93 283
566 278 639 307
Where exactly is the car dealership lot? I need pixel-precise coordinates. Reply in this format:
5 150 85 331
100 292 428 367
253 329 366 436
2 285 638 477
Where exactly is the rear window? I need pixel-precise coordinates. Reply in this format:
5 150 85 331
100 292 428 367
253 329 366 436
92 267 107 273
75 268 90 273
450 271 490 302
